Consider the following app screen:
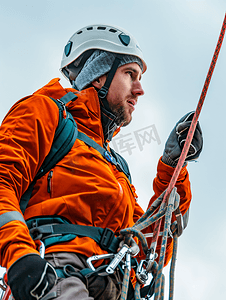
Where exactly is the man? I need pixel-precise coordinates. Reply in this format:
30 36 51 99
0 24 202 300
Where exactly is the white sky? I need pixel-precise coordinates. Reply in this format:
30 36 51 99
0 1 226 299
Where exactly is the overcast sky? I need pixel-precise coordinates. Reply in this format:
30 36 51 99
0 1 226 299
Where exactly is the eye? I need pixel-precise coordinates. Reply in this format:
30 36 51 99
126 71 133 78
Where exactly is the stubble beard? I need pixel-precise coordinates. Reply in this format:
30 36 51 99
109 102 132 127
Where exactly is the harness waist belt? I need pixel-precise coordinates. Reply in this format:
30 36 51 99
29 223 120 253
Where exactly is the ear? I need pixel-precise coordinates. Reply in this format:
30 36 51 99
92 75 106 89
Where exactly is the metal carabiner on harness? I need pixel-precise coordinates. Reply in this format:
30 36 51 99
87 253 115 271
136 260 149 284
124 252 131 272
87 245 132 275
106 245 132 274
136 249 157 285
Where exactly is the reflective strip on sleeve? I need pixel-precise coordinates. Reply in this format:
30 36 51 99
0 211 26 228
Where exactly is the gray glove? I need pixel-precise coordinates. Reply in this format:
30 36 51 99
162 112 203 167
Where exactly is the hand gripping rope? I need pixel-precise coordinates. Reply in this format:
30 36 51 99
119 13 226 300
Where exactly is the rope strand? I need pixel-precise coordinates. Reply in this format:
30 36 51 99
119 13 226 300
151 11 226 257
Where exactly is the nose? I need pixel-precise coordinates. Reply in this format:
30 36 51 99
132 80 144 97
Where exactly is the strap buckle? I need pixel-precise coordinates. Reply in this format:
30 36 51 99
98 86 109 99
100 227 115 251
29 224 54 240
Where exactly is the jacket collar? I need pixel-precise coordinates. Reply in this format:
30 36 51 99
100 104 117 144
34 78 118 145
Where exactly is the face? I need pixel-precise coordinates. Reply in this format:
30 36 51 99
95 62 144 127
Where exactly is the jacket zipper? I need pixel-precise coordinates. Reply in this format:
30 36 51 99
57 98 67 119
47 170 53 194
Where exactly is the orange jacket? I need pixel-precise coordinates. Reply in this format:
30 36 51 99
0 78 191 270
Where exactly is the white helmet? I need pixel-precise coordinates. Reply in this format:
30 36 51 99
60 24 147 80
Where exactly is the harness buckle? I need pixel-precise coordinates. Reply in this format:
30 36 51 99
100 228 115 251
29 224 54 240
98 86 109 99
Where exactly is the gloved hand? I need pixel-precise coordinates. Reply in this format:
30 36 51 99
8 254 57 300
162 112 203 167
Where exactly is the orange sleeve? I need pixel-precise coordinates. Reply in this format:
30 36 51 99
136 158 191 266
150 158 191 215
0 95 59 269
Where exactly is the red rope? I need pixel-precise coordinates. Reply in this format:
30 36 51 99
151 13 226 253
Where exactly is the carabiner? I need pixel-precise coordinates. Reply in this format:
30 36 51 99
106 245 131 274
125 252 131 272
136 260 149 284
87 253 115 271
39 241 45 259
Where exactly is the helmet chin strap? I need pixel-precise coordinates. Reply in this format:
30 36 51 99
98 56 121 111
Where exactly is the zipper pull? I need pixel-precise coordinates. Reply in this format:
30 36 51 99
47 170 53 193
63 110 67 119
57 99 67 119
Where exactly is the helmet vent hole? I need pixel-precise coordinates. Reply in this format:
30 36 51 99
77 31 83 35
109 28 117 33
87 27 93 30
97 26 106 30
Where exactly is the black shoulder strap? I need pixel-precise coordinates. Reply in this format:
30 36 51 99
20 92 78 214
38 93 78 177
